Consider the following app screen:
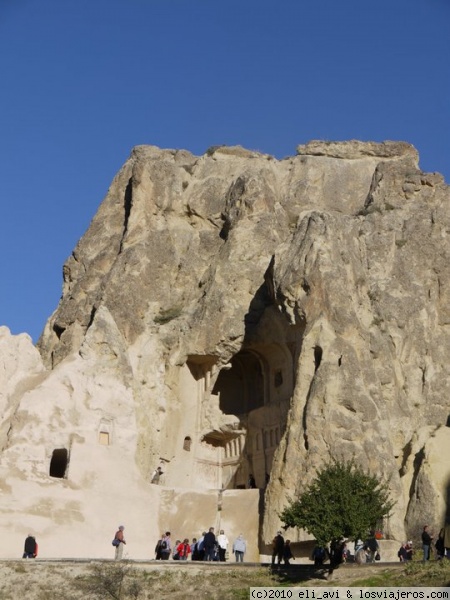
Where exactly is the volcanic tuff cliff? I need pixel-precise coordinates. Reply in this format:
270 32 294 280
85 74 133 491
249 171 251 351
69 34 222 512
1 140 450 558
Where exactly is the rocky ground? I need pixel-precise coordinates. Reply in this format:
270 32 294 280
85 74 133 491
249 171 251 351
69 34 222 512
1 559 449 600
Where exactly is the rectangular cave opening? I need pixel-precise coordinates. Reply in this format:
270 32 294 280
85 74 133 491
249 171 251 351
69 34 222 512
49 448 69 478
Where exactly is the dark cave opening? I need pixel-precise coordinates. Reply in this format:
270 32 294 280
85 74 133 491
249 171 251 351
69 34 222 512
49 448 69 479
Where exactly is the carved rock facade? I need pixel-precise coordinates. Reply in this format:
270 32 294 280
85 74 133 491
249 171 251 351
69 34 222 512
1 141 450 558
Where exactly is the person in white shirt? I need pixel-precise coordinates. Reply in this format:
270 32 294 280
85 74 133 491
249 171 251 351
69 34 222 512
151 466 163 484
217 529 229 561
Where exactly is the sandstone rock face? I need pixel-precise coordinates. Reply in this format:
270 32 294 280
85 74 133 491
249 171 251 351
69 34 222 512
1 141 450 558
0 327 46 447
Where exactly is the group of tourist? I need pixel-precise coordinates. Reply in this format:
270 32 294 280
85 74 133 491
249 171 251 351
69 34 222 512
153 528 247 562
301 525 450 567
271 531 295 566
397 540 414 562
311 534 381 566
299 533 381 567
271 532 381 568
112 526 248 562
25 521 450 564
398 524 450 562
301 524 450 567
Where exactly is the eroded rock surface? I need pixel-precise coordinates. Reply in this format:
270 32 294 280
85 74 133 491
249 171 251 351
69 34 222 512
1 141 450 558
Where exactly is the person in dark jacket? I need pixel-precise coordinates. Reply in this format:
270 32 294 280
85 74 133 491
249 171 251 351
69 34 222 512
435 529 445 560
203 527 216 561
397 542 408 562
160 531 171 560
195 532 206 561
190 538 198 560
312 545 329 566
272 531 284 565
283 539 295 566
155 533 165 560
23 535 37 559
421 525 433 562
365 532 379 563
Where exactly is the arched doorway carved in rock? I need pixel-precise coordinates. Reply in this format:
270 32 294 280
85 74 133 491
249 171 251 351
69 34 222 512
212 350 267 416
210 344 293 489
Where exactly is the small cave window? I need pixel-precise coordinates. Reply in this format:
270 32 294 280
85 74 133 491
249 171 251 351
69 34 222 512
99 431 110 446
49 448 69 479
183 436 192 451
314 346 323 372
446 415 450 428
98 419 112 445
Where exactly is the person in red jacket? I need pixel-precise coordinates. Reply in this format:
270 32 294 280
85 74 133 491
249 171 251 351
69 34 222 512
176 538 191 560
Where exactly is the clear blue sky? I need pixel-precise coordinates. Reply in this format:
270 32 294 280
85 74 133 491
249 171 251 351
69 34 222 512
1 0 449 343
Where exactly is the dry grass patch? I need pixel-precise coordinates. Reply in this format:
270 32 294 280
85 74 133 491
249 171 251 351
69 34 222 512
1 560 450 599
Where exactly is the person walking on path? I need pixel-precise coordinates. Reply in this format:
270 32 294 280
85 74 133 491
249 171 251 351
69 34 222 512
113 526 126 560
435 529 445 560
272 531 284 565
312 545 329 566
365 532 379 563
232 534 246 562
160 531 172 560
23 534 37 559
195 532 206 561
421 525 433 562
283 539 295 566
172 540 181 559
176 538 191 560
217 530 229 562
190 538 198 560
203 527 216 561
155 533 165 560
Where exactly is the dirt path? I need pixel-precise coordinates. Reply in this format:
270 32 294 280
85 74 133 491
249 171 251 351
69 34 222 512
0 559 406 599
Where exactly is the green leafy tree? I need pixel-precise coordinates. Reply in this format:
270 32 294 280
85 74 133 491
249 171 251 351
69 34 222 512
279 460 394 546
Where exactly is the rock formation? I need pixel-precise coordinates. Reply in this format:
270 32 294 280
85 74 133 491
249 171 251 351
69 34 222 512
1 140 450 559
